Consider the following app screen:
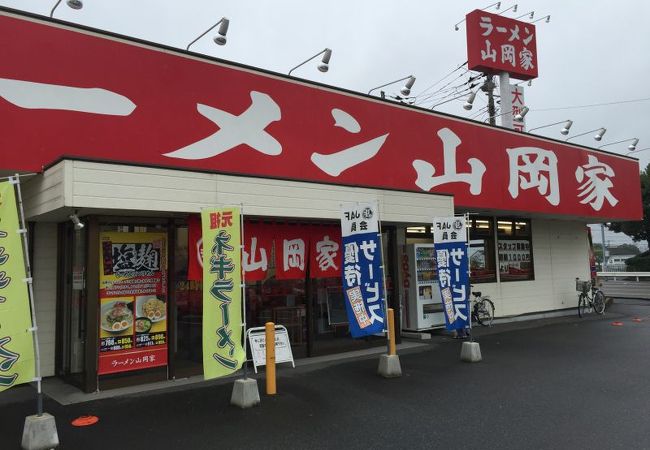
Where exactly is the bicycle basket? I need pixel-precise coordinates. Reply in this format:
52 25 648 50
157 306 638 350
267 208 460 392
575 280 590 294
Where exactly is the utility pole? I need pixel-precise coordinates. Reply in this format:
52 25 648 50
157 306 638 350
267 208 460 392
481 75 497 125
600 224 607 272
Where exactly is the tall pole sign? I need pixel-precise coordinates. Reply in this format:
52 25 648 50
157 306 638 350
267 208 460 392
466 9 538 129
510 84 527 132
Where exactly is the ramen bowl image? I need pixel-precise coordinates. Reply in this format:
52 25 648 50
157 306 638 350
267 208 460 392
100 301 134 333
136 296 167 322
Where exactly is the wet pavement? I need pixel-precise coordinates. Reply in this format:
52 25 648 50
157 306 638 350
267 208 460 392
2 299 649 449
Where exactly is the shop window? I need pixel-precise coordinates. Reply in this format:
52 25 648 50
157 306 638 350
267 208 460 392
497 218 534 281
468 217 496 283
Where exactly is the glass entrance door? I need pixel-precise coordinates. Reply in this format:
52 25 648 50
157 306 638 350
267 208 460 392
172 225 203 378
60 223 87 387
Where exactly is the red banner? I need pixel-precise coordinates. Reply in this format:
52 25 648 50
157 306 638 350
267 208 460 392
273 225 310 280
0 11 640 221
466 9 538 80
309 226 342 278
187 215 203 281
243 223 273 282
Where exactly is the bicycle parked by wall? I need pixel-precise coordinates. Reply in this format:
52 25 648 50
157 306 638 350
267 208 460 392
471 287 495 327
576 278 606 317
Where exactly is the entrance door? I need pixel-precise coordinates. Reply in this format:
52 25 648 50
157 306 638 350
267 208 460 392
172 225 203 378
59 223 87 388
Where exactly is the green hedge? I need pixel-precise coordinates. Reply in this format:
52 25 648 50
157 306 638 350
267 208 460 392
626 251 650 271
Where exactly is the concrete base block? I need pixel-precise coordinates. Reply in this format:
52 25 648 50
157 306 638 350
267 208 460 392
377 354 402 378
21 413 59 450
230 378 260 409
460 341 482 363
401 331 432 340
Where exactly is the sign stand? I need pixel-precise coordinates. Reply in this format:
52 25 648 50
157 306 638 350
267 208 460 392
376 203 402 378
11 174 60 449
230 205 260 409
460 213 482 363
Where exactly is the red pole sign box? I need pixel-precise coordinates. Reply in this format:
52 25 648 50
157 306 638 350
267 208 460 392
466 9 538 80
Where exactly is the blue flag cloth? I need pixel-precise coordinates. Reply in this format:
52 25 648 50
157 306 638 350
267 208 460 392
340 202 386 338
432 217 470 331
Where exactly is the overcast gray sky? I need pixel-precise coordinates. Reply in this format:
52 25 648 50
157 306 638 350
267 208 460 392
3 0 649 248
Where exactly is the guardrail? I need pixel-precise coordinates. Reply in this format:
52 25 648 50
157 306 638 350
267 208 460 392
597 272 650 300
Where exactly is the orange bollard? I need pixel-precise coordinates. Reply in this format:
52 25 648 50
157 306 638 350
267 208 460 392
265 322 276 395
388 308 396 356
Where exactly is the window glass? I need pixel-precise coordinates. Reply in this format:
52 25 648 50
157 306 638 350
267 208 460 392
497 218 534 281
468 217 496 283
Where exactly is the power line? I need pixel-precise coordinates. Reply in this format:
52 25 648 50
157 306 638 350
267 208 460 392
413 69 472 104
413 61 467 98
532 97 650 112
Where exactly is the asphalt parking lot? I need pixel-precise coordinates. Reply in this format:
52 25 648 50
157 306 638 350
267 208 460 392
2 298 649 449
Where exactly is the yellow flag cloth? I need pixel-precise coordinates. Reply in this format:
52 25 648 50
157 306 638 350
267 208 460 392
0 181 35 392
202 208 244 379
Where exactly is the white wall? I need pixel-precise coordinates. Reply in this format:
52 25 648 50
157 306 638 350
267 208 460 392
32 222 58 377
24 160 454 223
470 219 590 318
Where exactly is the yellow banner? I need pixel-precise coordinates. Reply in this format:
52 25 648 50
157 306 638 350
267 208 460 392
202 207 244 379
0 181 35 392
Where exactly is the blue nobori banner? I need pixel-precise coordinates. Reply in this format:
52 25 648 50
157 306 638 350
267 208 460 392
432 216 470 331
340 201 385 338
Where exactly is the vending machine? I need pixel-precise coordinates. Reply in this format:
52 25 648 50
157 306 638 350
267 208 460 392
402 243 445 331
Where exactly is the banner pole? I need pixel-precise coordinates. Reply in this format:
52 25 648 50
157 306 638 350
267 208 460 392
13 174 43 416
0 173 37 182
239 205 248 379
375 200 391 354
464 212 473 342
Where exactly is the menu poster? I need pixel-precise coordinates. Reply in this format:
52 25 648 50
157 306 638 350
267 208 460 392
498 239 532 279
98 232 168 375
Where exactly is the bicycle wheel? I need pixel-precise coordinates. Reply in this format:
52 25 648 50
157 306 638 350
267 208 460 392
475 299 495 327
593 290 606 314
578 294 588 318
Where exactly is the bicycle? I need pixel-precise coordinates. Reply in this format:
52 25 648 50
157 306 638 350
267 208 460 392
471 287 495 327
575 278 605 317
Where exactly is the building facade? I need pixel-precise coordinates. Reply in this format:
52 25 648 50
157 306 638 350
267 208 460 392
1 8 642 392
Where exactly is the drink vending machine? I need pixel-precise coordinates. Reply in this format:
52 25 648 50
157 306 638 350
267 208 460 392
402 243 445 331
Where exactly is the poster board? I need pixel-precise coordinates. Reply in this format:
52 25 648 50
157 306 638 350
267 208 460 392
247 325 295 374
98 232 168 375
326 287 348 326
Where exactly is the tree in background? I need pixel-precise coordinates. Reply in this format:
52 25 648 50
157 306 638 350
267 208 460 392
608 163 650 271
608 163 649 248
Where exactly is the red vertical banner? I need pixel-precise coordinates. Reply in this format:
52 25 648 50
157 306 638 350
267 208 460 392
274 225 310 280
309 226 342 278
243 223 274 282
187 215 203 281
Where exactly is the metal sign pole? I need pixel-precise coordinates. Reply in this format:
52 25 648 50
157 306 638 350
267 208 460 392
12 174 43 416
464 213 473 342
239 205 249 379
375 200 391 354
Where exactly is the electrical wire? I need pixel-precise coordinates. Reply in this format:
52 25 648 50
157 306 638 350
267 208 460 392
412 61 468 98
412 69 473 104
532 97 650 112
415 76 480 107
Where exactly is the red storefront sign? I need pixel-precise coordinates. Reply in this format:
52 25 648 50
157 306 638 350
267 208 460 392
242 223 273 282
466 9 538 80
187 215 203 281
309 226 342 278
273 225 310 280
189 219 338 281
0 10 641 221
